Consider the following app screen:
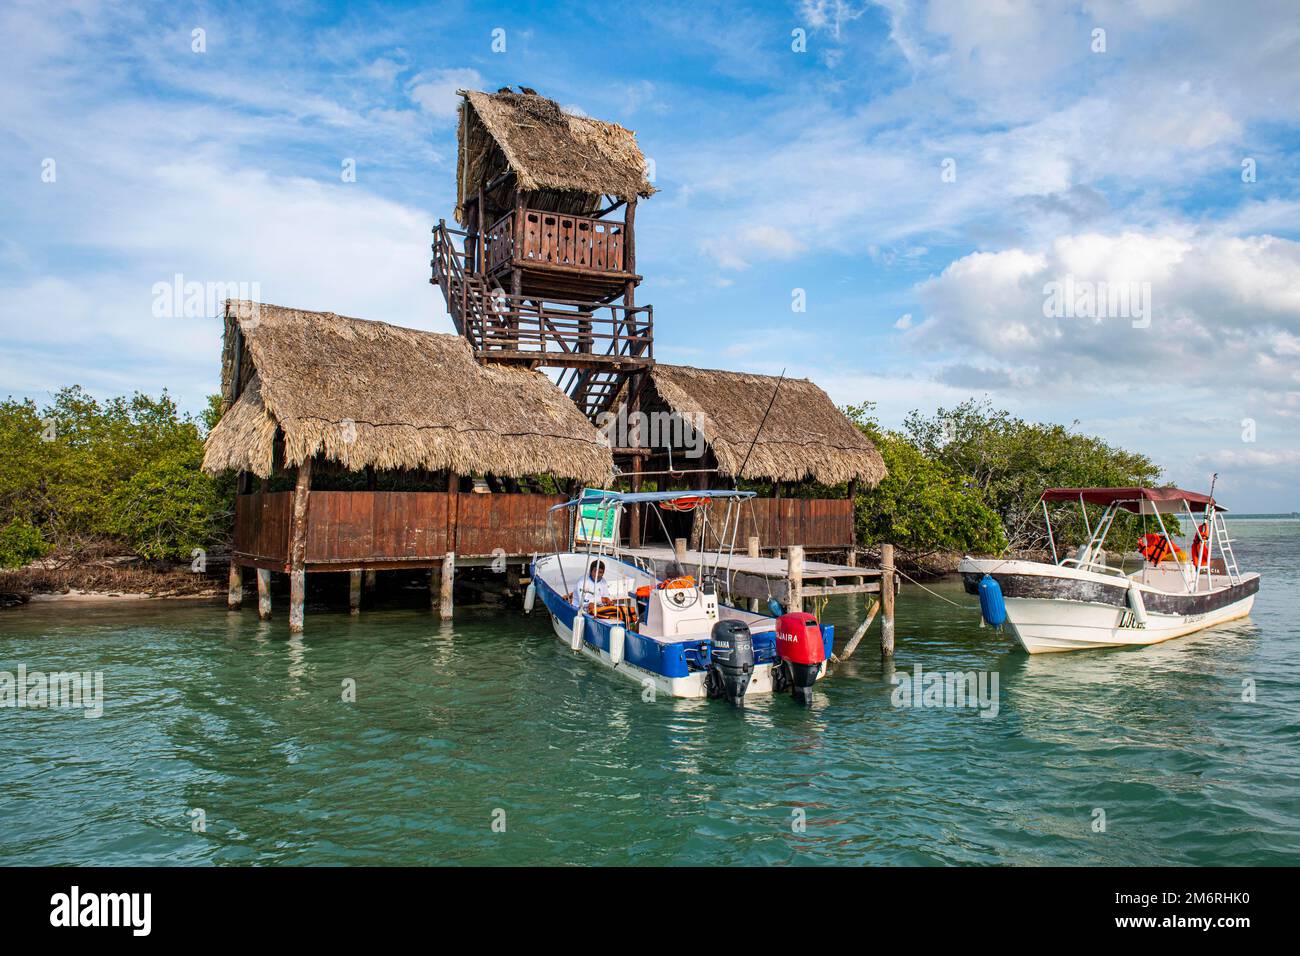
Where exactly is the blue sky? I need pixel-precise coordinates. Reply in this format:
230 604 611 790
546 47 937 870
2 0 1298 510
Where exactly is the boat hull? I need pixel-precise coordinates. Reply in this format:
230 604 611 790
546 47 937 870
547 611 782 698
960 559 1259 653
532 554 830 698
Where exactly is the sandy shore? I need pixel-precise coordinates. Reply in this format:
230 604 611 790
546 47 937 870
25 588 222 604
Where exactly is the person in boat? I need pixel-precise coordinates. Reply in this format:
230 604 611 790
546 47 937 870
576 560 610 612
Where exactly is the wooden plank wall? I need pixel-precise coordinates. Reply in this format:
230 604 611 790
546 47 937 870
233 491 849 567
234 491 292 562
454 492 567 556
702 498 854 549
303 491 450 564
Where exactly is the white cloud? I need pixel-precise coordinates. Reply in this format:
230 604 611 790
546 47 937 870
407 68 482 121
912 229 1300 399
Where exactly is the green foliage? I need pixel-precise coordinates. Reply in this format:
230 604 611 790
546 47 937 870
0 387 230 561
0 517 48 568
844 403 1006 557
103 452 225 561
842 399 1166 558
902 399 1163 552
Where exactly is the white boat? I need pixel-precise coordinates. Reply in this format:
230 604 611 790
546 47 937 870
527 489 834 705
959 486 1259 653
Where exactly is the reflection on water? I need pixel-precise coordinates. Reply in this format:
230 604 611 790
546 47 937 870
0 520 1296 866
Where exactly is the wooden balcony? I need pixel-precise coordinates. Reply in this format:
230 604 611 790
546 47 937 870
432 221 653 371
485 209 638 300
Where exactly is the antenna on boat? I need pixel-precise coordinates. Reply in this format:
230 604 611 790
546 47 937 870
735 368 786 489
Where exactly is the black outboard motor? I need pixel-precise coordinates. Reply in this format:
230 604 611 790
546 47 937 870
708 620 754 707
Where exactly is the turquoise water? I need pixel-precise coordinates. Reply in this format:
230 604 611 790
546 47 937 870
1 520 1297 866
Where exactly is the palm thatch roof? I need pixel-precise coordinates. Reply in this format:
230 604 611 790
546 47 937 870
456 88 655 223
641 364 886 486
203 301 613 484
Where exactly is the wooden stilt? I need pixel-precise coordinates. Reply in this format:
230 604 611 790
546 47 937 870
227 561 243 611
835 598 879 662
747 536 761 612
349 570 362 615
364 569 376 590
440 551 455 620
288 458 312 634
787 545 804 613
257 568 272 620
673 537 688 572
428 567 440 612
880 543 896 657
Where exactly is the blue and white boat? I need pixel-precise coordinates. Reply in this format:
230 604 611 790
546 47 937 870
526 489 833 706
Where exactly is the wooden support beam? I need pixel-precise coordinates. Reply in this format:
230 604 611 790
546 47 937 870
227 561 243 611
747 536 761 612
787 545 804 613
880 544 896 657
288 458 312 634
835 598 880 662
440 551 455 620
349 570 362 615
628 371 643 548
256 568 272 621
428 567 440 612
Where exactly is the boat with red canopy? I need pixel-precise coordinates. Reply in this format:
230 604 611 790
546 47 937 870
958 485 1260 653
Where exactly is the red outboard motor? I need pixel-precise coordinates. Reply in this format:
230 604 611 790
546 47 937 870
776 612 825 706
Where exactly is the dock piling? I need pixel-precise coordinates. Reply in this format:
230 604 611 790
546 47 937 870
257 568 272 620
787 545 804 613
287 458 312 634
440 552 455 620
227 562 243 611
747 536 761 611
349 570 362 615
880 543 896 657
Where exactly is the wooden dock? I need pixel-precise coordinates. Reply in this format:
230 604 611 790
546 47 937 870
622 543 887 605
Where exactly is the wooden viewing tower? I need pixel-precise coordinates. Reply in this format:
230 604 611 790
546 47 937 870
431 87 657 423
207 87 896 640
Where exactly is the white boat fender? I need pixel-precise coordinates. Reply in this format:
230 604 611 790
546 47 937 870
1126 582 1148 627
523 582 536 613
609 625 625 666
570 613 585 651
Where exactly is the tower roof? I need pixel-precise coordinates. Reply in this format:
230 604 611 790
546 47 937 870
455 88 655 223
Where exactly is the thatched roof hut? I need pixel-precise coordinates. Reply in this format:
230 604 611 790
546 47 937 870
456 87 655 224
203 301 613 484
635 364 886 486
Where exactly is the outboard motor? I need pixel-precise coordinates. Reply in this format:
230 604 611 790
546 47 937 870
776 612 825 707
708 620 754 707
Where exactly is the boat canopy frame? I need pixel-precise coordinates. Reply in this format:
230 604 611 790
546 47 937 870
544 489 766 608
1040 488 1241 593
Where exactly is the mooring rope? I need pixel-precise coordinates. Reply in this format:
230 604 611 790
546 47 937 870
892 565 979 611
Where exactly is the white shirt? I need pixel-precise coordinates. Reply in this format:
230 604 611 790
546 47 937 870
577 576 609 606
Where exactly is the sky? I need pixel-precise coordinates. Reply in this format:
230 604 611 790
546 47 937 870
1 0 1298 511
